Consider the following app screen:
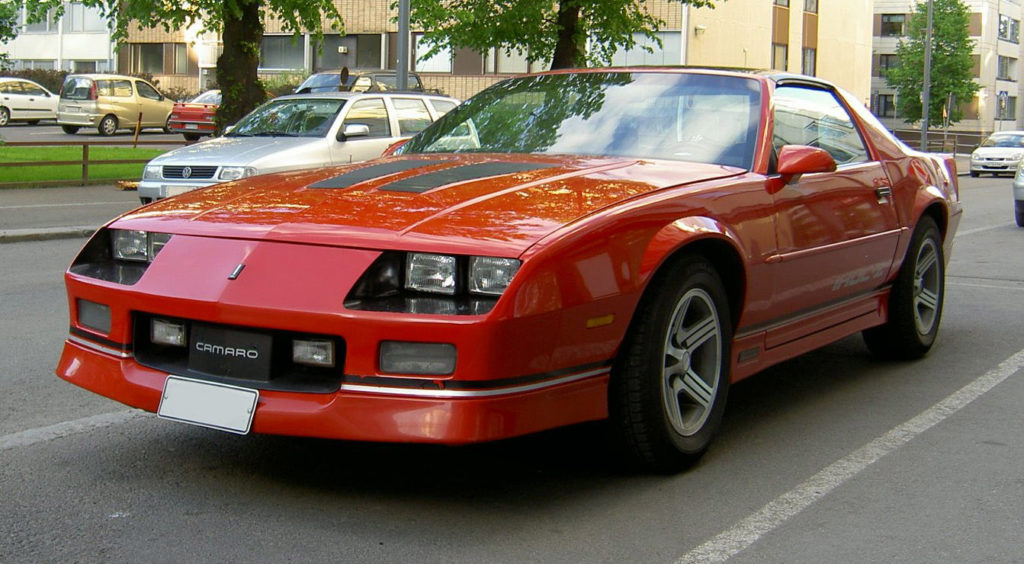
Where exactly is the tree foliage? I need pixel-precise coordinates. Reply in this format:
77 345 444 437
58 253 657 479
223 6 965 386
885 0 978 126
19 0 344 130
407 0 716 70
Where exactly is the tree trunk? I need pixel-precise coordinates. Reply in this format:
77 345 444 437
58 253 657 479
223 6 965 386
551 0 583 69
215 0 266 133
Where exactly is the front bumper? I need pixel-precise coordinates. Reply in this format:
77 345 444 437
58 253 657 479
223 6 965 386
138 179 218 201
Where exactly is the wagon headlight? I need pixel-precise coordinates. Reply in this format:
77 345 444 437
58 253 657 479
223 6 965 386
143 164 162 180
111 229 171 262
218 166 258 181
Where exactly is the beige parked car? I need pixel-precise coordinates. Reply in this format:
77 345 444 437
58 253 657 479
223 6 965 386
57 74 175 136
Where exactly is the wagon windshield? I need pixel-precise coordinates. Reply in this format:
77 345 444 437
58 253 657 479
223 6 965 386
982 133 1024 147
401 72 763 169
227 98 345 138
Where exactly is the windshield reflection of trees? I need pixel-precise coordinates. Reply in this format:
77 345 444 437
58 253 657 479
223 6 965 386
404 72 760 169
228 99 346 138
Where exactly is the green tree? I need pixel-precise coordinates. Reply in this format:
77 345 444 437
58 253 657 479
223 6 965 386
407 0 716 70
20 0 343 130
885 0 978 126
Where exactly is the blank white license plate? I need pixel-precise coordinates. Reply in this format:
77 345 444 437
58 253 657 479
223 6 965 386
158 375 258 434
165 184 200 196
185 123 198 129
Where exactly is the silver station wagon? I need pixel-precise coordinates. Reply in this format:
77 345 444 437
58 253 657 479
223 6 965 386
138 91 459 203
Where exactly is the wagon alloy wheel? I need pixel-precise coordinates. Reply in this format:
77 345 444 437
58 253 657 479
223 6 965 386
611 256 732 473
0 107 10 127
662 288 722 436
98 115 118 136
863 216 944 360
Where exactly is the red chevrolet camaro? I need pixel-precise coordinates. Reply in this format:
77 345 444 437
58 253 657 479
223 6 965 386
58 68 961 472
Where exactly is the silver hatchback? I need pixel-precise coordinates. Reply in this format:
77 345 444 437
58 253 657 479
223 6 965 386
138 91 459 203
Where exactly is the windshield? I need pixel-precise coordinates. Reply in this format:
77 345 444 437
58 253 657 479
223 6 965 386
982 133 1024 147
401 72 762 168
191 90 221 104
227 98 346 138
297 73 342 92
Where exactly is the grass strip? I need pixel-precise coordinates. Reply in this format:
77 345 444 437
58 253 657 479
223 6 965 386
0 146 165 183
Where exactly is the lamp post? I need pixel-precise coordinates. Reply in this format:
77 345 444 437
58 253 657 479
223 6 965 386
921 0 934 151
397 0 410 90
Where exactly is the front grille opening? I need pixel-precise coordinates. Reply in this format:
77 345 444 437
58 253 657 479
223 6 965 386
132 312 345 393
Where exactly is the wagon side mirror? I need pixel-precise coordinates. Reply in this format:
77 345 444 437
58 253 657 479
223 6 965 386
338 123 370 142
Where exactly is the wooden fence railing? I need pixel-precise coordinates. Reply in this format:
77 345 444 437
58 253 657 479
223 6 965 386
0 140 183 187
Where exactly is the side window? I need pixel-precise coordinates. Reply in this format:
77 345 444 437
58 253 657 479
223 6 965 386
2 82 21 94
430 99 457 116
136 81 161 100
393 97 433 135
100 80 133 97
22 82 46 96
343 98 391 137
773 85 869 165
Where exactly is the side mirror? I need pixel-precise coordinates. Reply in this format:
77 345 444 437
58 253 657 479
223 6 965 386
772 145 837 190
338 123 370 141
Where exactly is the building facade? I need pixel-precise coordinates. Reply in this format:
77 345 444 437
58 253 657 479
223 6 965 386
872 0 1023 135
3 1 874 105
1 2 116 73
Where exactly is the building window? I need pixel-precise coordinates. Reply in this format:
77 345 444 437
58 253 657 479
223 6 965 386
74 60 97 73
880 14 906 37
413 34 452 73
12 59 56 70
876 54 899 77
313 34 384 71
260 35 305 70
875 94 896 118
804 0 817 13
131 44 164 74
62 3 106 33
772 43 788 71
774 0 789 6
999 96 1018 120
22 8 56 33
802 48 816 76
1000 15 1020 44
611 32 682 66
998 55 1016 81
172 44 188 75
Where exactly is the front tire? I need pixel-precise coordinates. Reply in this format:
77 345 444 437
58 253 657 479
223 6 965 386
864 216 944 359
98 114 118 136
0 107 10 127
610 256 732 473
969 171 979 178
1015 201 1024 227
183 132 201 142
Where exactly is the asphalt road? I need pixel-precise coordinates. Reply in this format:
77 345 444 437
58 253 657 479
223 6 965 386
0 122 186 144
1 175 1022 562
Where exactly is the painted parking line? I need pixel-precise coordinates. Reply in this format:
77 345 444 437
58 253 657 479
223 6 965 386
0 409 142 451
677 347 1024 564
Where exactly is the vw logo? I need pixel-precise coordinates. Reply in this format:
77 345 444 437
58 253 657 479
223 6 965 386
182 166 193 179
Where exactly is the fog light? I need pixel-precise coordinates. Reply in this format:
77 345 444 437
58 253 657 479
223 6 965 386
77 299 111 334
293 339 335 367
151 318 186 346
380 341 456 375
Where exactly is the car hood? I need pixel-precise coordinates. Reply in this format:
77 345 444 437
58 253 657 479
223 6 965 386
972 146 1024 158
150 136 325 168
115 154 744 256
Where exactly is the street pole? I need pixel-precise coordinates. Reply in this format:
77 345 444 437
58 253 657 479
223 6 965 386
397 0 410 90
921 0 934 151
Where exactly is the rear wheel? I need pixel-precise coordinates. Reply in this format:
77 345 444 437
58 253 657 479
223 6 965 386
610 256 732 473
98 114 118 136
183 132 201 142
1015 201 1024 227
61 124 80 134
26 119 40 125
864 216 944 359
163 116 172 134
0 107 10 126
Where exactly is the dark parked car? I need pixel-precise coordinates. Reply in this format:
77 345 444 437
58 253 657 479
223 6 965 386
295 69 424 94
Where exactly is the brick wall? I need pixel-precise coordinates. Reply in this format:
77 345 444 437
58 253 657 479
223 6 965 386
421 74 511 101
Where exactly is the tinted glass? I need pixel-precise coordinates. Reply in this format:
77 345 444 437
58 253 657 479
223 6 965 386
191 90 221 104
773 85 869 165
402 72 762 169
61 77 94 100
136 81 161 100
228 98 346 138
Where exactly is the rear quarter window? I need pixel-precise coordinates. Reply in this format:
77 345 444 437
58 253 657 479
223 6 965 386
96 80 133 97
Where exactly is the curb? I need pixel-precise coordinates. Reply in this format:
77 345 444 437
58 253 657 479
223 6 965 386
0 226 96 244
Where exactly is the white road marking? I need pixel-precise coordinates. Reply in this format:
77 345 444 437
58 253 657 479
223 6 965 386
677 347 1024 564
0 202 130 210
948 281 1024 291
0 409 143 451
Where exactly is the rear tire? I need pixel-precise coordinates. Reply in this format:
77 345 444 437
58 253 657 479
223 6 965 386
26 119 40 125
610 256 732 473
183 133 201 142
1015 201 1024 227
61 124 80 134
98 114 118 136
863 216 944 359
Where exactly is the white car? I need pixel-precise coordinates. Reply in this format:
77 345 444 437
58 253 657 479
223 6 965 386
970 130 1024 177
0 77 59 126
138 91 459 203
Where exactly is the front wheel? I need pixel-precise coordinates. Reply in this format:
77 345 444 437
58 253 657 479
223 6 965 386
863 216 944 359
1015 201 1024 227
969 171 979 178
610 256 732 473
98 114 118 136
183 132 201 142
0 107 10 127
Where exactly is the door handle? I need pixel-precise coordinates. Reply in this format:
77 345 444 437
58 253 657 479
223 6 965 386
875 186 892 202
